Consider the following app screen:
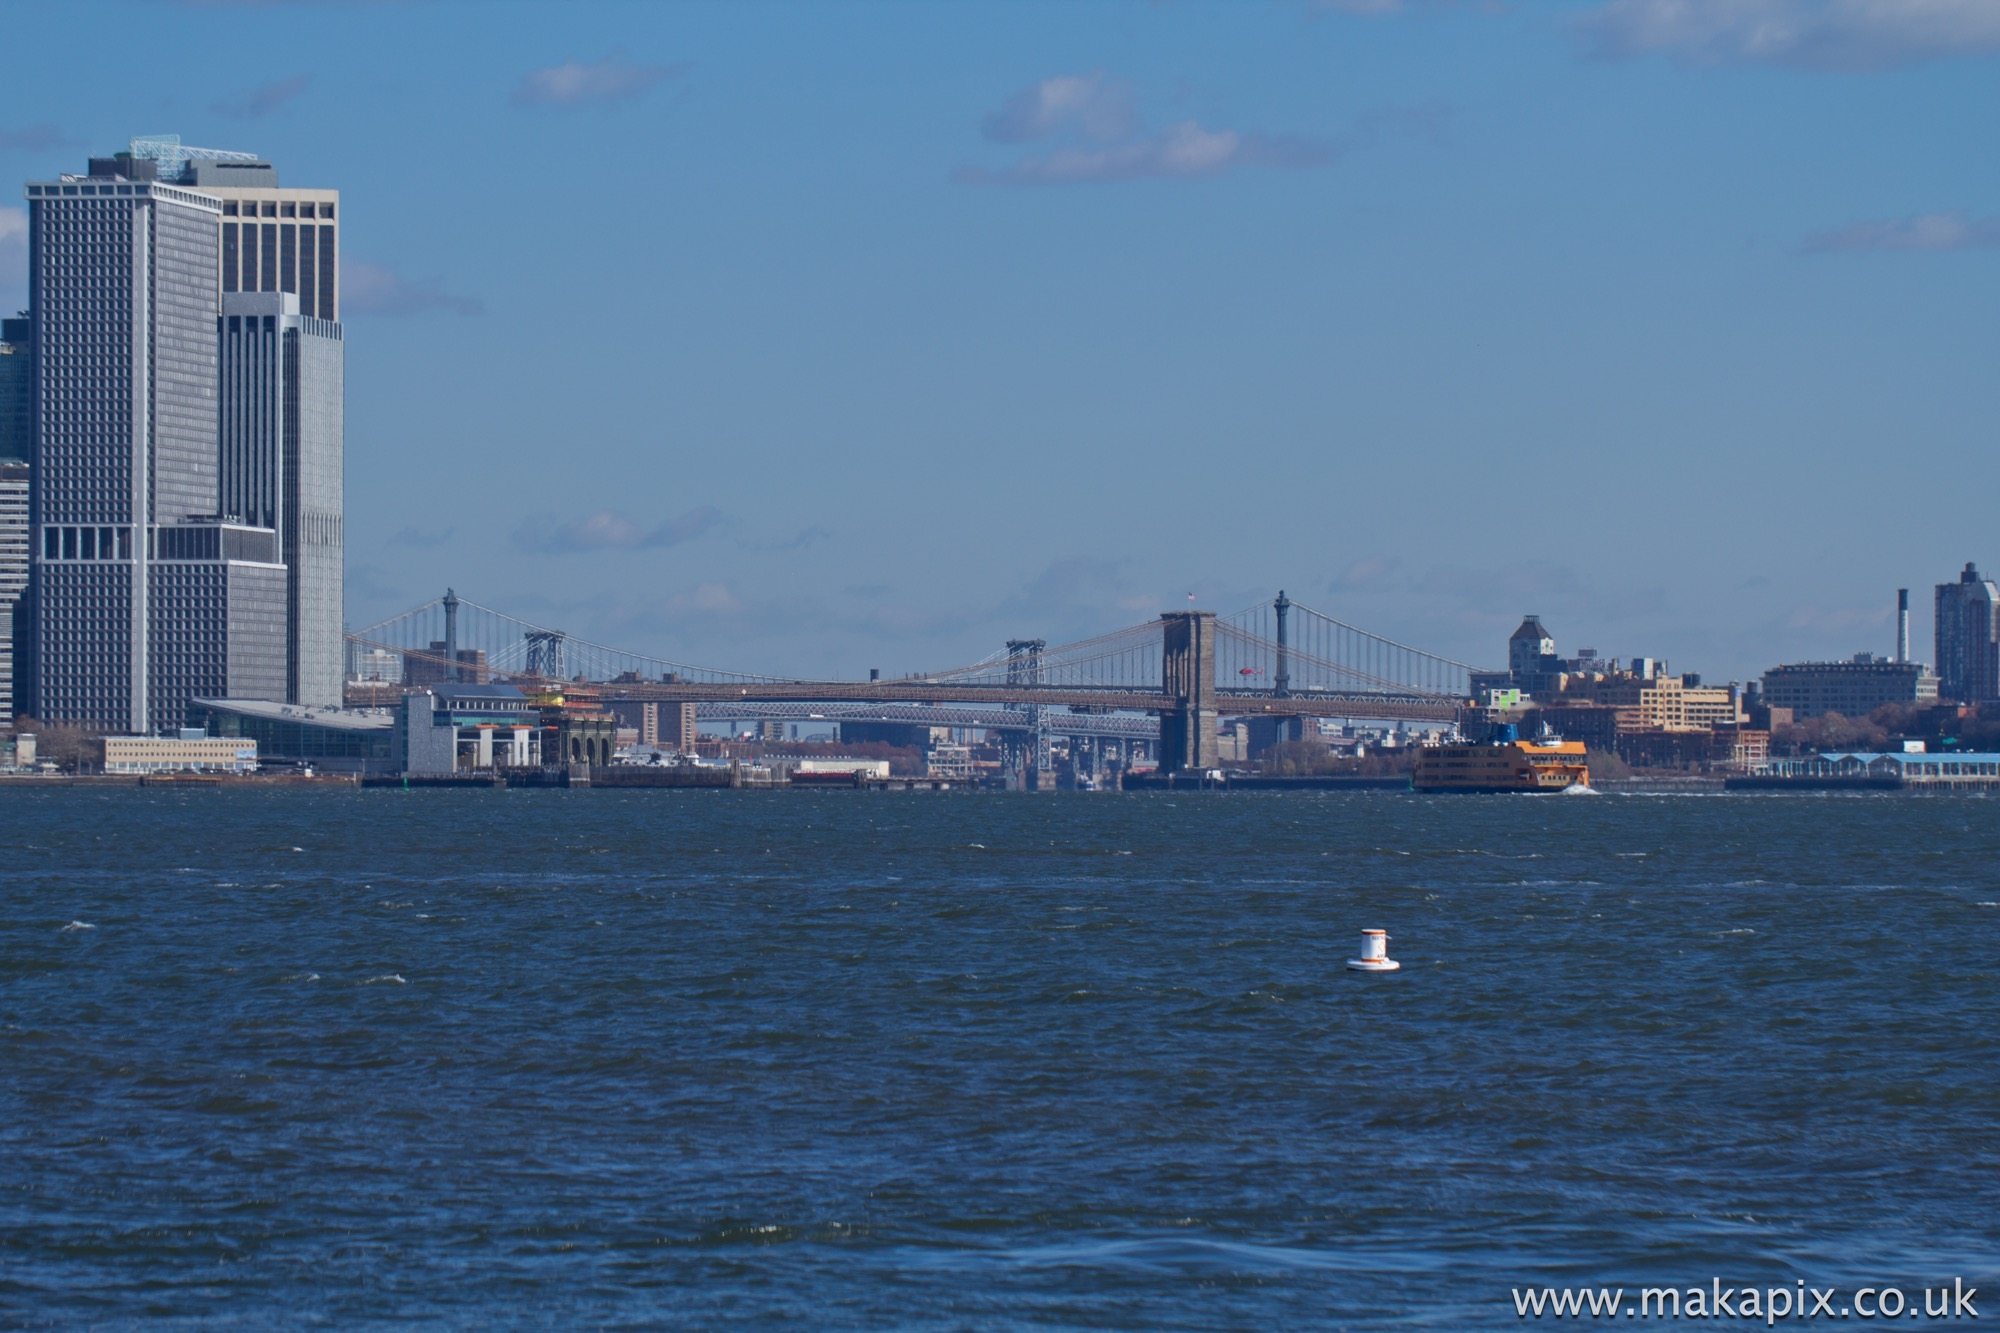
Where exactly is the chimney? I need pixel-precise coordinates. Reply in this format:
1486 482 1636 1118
1897 588 1910 663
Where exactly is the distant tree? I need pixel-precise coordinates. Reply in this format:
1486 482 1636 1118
1867 701 1930 740
1258 740 1333 776
1775 711 1887 756
8 716 99 771
1256 740 1416 777
1584 746 1634 780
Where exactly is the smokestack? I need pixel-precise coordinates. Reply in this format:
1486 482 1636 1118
1897 588 1910 663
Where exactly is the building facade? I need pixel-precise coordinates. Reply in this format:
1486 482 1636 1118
1761 657 1940 720
148 521 288 730
199 167 340 321
1559 674 1744 730
20 141 343 735
1 318 30 725
23 167 239 732
0 316 28 458
189 696 394 773
219 291 344 705
1934 563 2000 704
0 461 26 725
87 733 258 774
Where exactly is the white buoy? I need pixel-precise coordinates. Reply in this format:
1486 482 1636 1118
1347 928 1400 973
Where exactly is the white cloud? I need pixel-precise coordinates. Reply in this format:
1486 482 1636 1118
960 75 1333 186
981 73 1136 144
1577 0 2000 69
342 260 482 316
1802 211 2000 253
512 54 684 108
514 506 724 554
680 582 741 615
962 122 1286 185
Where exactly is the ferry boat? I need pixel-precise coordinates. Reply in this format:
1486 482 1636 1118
1413 725 1590 793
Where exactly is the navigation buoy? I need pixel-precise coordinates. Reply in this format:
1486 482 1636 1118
1347 928 1400 973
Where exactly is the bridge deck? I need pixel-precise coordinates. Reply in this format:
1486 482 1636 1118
594 681 1462 722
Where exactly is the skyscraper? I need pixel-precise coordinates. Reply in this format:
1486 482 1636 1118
113 138 340 320
171 137 345 708
23 152 286 733
0 316 28 459
219 291 344 705
1933 563 2000 705
0 317 29 725
0 460 26 726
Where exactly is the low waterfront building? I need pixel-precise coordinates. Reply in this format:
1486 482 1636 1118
1760 657 1939 720
791 758 891 778
188 697 394 774
439 683 543 769
530 684 617 767
926 742 973 780
1749 750 2000 789
87 735 258 775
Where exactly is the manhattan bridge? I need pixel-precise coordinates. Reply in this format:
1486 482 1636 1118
346 592 1489 774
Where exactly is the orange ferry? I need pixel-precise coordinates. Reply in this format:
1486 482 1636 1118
1413 729 1590 793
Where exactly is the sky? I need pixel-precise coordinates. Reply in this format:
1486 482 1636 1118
1 0 1996 684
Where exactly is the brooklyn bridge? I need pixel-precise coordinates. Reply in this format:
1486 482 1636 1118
345 592 1489 774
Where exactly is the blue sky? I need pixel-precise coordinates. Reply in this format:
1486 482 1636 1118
3 0 1996 683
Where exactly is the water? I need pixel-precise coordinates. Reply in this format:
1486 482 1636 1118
2 789 1996 1328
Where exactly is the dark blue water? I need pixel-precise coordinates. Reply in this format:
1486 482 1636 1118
2 789 1996 1328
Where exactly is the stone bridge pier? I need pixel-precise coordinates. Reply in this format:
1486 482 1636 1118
1159 610 1218 773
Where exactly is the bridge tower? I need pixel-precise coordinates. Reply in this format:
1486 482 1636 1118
1159 610 1218 773
1274 589 1299 744
1005 638 1053 790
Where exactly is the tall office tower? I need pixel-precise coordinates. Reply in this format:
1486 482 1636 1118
0 316 28 457
219 291 344 705
0 318 28 725
23 152 285 733
0 461 26 726
1934 563 2000 704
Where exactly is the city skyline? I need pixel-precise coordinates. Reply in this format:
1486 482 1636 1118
2 2 1995 684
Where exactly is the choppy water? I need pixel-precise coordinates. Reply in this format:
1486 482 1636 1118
2 789 1996 1328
